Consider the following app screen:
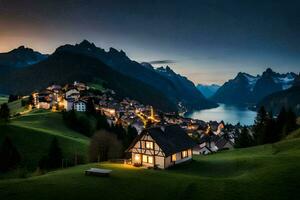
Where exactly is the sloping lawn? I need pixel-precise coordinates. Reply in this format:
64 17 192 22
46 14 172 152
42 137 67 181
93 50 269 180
0 110 89 171
0 95 8 105
0 137 299 200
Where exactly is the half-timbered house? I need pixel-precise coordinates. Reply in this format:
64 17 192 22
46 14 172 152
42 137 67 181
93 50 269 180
126 125 196 169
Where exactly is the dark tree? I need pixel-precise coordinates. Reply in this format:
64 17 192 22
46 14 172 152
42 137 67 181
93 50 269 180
276 107 287 139
285 109 297 135
0 103 10 122
253 106 268 145
96 112 110 130
263 116 276 144
62 110 95 137
0 137 21 172
89 130 122 162
235 126 254 148
86 98 96 115
112 123 127 141
124 125 138 148
47 137 63 169
8 95 18 103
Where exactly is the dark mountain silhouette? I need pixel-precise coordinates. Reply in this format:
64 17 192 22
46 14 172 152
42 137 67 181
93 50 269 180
257 73 300 115
0 46 47 68
155 66 216 110
212 68 297 105
0 51 177 112
54 40 217 110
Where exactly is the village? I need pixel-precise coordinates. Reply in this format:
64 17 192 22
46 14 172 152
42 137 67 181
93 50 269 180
12 81 238 166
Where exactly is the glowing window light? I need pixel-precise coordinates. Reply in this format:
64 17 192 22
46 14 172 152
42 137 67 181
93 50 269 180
135 154 140 161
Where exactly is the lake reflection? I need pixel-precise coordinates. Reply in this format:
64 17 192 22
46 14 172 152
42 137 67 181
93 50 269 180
186 103 257 125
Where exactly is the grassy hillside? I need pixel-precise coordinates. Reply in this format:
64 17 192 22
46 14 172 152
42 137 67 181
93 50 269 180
285 128 300 140
1 137 299 200
0 95 8 105
7 99 28 116
0 110 89 171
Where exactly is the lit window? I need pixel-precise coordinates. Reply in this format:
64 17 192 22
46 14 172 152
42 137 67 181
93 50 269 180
171 154 177 161
135 154 140 161
142 155 153 164
182 150 188 158
142 155 148 163
145 141 153 149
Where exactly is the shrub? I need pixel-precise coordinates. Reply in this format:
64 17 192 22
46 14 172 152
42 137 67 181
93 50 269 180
0 137 21 172
89 130 123 162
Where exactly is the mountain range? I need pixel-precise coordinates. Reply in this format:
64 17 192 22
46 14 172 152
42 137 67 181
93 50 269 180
196 84 220 98
257 74 300 115
0 46 47 68
0 40 217 112
212 68 298 106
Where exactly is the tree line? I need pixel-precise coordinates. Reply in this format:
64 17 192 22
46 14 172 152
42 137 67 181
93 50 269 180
235 106 298 148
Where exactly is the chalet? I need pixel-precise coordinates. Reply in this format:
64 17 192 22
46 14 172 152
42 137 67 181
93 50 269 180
215 136 234 150
194 133 234 155
193 145 213 155
126 125 196 169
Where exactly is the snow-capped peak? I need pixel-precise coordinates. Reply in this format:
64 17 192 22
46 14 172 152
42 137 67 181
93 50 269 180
273 73 296 90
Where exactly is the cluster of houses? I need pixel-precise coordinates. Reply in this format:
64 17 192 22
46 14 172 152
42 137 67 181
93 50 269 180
33 82 89 112
30 81 238 169
32 82 159 131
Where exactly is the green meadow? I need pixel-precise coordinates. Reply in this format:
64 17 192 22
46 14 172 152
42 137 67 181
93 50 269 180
0 110 89 171
1 128 300 200
0 95 8 105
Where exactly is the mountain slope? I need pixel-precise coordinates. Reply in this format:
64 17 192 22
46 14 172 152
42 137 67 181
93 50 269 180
55 40 216 111
155 66 217 110
257 75 300 115
212 68 297 105
0 46 47 68
212 72 255 105
0 51 177 111
196 84 220 98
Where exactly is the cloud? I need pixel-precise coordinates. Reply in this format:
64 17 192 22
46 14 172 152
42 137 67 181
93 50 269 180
147 60 177 65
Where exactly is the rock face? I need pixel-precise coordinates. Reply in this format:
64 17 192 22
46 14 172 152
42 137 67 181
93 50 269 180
212 68 297 105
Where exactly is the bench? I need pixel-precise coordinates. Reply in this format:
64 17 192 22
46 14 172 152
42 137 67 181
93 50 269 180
85 168 112 177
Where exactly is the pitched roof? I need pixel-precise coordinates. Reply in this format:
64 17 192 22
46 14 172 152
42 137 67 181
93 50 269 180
127 125 197 157
215 136 234 149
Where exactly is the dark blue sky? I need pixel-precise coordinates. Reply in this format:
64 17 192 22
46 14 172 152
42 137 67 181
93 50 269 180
0 0 299 84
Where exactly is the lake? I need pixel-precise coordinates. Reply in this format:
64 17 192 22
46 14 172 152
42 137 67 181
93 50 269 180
186 103 257 125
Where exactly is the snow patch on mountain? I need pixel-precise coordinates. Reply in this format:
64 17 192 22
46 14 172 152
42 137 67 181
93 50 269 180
273 74 295 90
243 74 260 91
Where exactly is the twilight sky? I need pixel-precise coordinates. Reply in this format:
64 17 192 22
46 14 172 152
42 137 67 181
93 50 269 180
0 0 299 85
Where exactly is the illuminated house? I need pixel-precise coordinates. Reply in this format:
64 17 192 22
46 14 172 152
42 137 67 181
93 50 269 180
126 125 196 169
